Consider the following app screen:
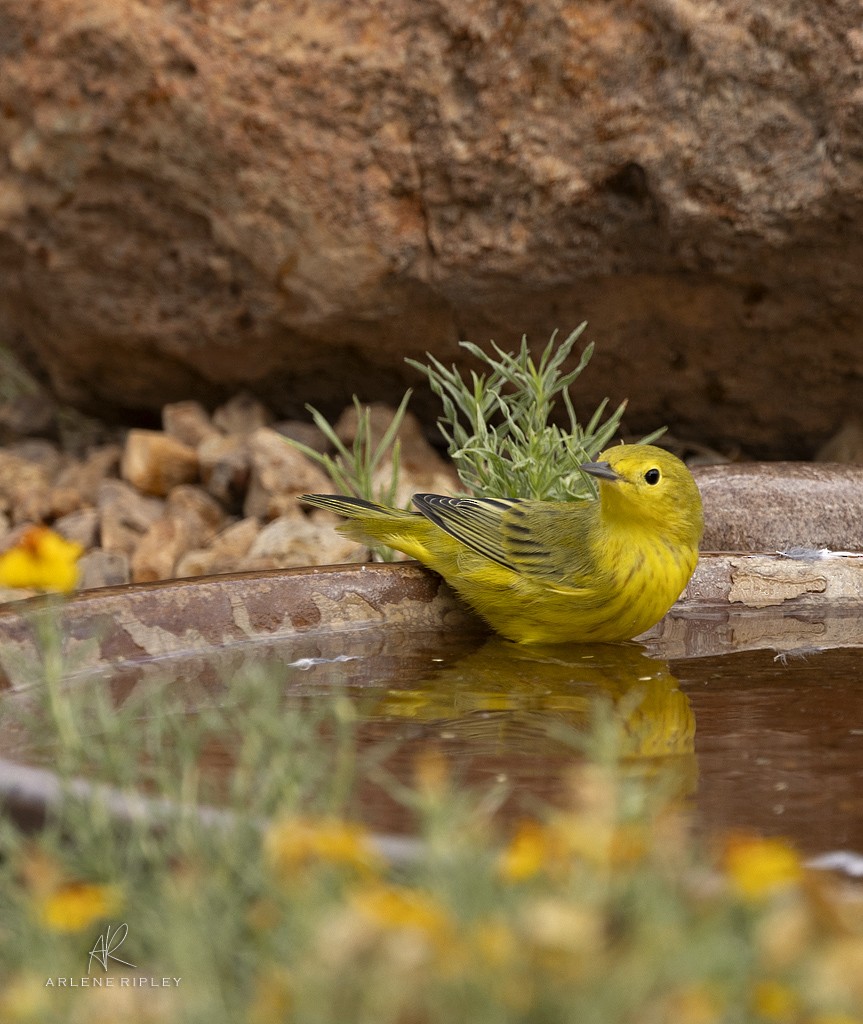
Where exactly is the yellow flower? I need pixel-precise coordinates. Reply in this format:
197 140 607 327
351 883 452 948
499 819 566 882
0 526 83 594
752 979 798 1021
247 969 292 1024
499 810 653 883
37 882 123 933
264 816 383 878
723 833 804 900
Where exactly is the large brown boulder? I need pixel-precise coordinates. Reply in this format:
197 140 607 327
0 0 861 457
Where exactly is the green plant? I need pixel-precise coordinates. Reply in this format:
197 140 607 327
0 571 855 1024
2 635 859 1024
288 327 662 505
408 324 664 501
285 391 412 507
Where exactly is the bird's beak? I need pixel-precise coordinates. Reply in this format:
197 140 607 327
580 460 622 482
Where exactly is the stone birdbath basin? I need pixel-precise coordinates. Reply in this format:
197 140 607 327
2 462 863 863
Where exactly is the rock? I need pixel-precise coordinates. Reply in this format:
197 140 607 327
693 463 863 552
165 485 225 544
0 452 51 523
53 507 100 549
335 402 460 506
816 419 863 464
77 549 131 590
274 419 330 454
55 445 122 506
98 480 165 555
4 439 65 477
47 486 84 520
197 433 250 508
129 485 226 582
0 391 462 589
243 427 331 520
130 517 188 583
0 524 29 551
120 429 199 497
389 464 461 510
4 2 863 456
175 517 261 578
212 392 271 436
57 412 126 459
240 511 360 570
11 487 52 525
0 393 57 441
0 349 55 444
162 400 218 447
334 404 429 465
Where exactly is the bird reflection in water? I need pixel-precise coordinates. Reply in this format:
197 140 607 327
369 638 695 783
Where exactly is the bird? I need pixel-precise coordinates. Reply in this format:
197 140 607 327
301 443 704 644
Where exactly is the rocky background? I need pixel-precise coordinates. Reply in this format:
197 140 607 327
0 379 860 602
1 1 863 461
0 392 462 599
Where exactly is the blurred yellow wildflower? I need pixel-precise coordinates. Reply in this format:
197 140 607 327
264 816 383 878
37 881 123 933
247 968 292 1024
499 810 652 883
499 819 569 882
723 833 805 900
0 526 83 594
752 979 799 1021
351 882 452 950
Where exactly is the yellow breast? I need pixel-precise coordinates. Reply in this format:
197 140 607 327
443 528 697 645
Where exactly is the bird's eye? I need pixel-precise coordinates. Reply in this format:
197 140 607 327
644 468 661 485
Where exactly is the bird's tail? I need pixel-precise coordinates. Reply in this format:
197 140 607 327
300 493 428 557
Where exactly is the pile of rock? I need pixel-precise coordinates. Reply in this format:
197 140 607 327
0 393 459 596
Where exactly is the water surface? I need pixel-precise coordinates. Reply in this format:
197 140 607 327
4 609 863 859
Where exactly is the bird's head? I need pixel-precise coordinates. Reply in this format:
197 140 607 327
580 444 704 546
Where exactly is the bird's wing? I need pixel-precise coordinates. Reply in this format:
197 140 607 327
412 494 597 585
411 494 522 570
500 500 598 583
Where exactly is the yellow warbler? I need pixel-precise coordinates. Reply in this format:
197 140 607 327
302 444 703 644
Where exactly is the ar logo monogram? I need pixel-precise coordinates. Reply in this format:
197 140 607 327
88 923 137 974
